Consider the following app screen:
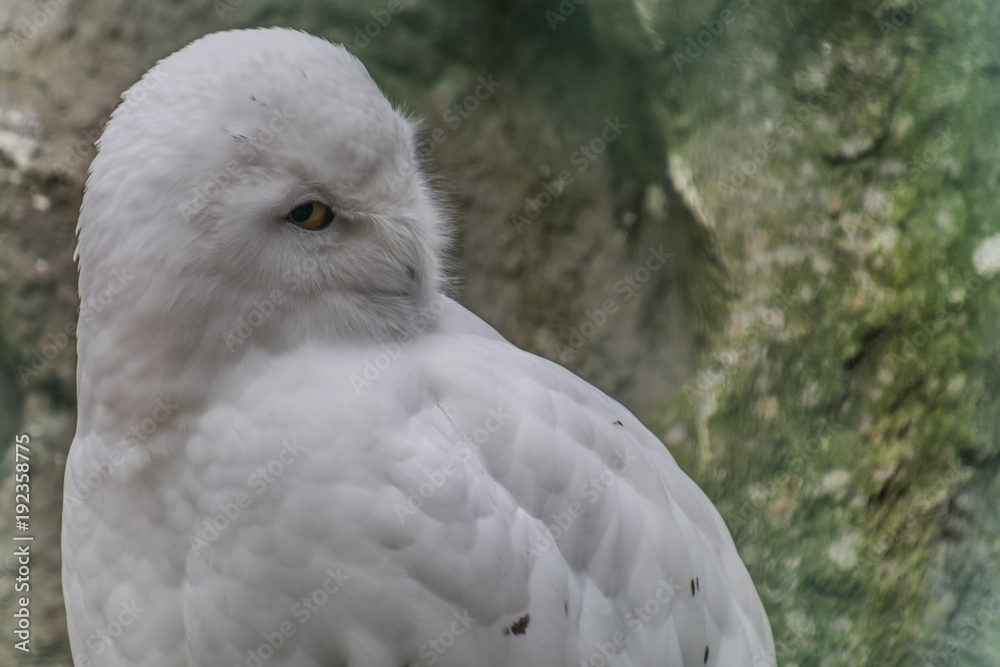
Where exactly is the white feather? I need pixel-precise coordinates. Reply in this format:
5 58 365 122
63 28 775 667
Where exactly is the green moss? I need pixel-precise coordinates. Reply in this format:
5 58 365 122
652 0 1000 664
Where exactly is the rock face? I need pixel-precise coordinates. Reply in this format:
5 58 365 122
0 1 997 665
647 1 1000 664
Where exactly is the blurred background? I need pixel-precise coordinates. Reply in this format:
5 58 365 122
1 0 998 665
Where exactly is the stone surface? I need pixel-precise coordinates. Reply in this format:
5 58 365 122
0 1 997 665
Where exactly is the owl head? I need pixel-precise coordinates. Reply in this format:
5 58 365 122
77 28 450 367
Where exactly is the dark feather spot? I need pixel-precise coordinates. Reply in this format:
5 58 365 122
704 645 709 663
249 94 256 101
612 419 623 426
696 576 700 592
505 614 530 636
564 601 569 615
691 579 695 596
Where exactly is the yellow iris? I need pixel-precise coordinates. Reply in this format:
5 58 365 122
286 201 334 230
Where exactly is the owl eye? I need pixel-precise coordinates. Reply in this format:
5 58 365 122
286 201 334 230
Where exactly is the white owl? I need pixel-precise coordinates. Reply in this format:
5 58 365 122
62 28 775 667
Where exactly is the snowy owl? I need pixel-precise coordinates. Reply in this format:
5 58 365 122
62 28 775 667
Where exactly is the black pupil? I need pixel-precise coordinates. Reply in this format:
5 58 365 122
291 203 314 223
